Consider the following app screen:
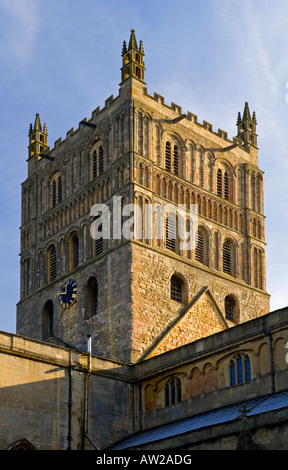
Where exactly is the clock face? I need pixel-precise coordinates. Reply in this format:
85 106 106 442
59 279 77 309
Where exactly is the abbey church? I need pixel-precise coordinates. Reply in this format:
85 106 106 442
1 30 288 451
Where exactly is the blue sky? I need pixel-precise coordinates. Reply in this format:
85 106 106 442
0 0 288 333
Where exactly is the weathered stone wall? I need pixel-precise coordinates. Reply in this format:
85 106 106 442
0 331 133 450
130 241 270 361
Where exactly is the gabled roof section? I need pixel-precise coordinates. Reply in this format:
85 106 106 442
139 286 229 361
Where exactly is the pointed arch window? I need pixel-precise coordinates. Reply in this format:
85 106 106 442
195 228 208 266
165 213 177 252
51 172 62 207
165 141 181 175
223 239 234 276
217 168 232 201
230 353 251 386
165 377 182 406
91 143 104 179
47 244 56 282
69 232 79 269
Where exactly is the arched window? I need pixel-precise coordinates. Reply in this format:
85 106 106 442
223 239 234 276
164 377 182 406
43 300 53 339
217 168 232 201
47 244 56 282
195 228 208 266
165 141 181 175
92 143 104 179
165 212 177 252
230 353 251 386
87 277 98 316
171 275 183 303
165 142 171 171
92 215 103 256
70 233 79 269
51 172 62 207
225 295 237 322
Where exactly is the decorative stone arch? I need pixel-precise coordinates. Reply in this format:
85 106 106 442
191 366 202 397
203 362 216 394
6 438 37 450
274 337 287 371
144 384 155 412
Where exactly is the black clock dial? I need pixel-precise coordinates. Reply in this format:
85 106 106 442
59 279 77 309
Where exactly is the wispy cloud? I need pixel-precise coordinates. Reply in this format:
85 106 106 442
213 0 288 147
0 0 39 68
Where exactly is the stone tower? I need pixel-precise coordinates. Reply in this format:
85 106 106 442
17 30 270 363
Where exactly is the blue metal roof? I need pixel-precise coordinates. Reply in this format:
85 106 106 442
110 391 288 450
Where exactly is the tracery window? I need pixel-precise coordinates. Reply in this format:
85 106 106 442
230 353 251 386
165 377 182 406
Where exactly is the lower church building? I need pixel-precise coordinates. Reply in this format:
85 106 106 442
1 30 288 451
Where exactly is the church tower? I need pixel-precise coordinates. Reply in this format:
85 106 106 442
17 31 270 363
